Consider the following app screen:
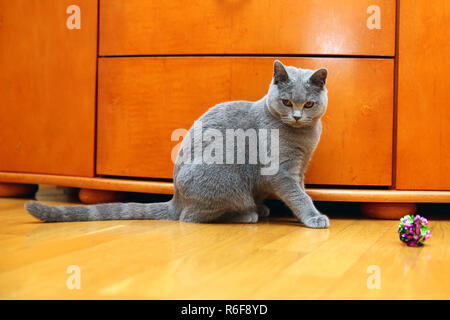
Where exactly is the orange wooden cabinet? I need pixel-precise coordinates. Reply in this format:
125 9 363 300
1 0 450 219
99 0 396 56
97 57 394 186
0 0 97 177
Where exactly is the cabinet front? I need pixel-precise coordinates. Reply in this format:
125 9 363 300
100 0 395 56
0 0 97 177
97 57 394 186
396 0 450 190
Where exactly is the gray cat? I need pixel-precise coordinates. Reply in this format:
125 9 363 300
26 60 330 228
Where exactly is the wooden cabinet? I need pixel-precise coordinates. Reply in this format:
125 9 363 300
100 0 396 56
97 57 394 186
0 0 97 177
2 0 450 218
396 0 450 190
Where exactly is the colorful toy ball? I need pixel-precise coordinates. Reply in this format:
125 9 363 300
398 214 431 247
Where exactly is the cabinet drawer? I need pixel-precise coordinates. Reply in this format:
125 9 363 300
100 0 395 56
97 57 394 186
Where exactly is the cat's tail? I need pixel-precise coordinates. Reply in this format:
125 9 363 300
25 200 174 223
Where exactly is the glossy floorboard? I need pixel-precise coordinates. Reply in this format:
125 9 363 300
0 190 449 299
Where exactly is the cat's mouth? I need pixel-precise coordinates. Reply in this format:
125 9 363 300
283 119 312 128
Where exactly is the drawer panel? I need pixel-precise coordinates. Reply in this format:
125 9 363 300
100 0 395 56
98 57 394 186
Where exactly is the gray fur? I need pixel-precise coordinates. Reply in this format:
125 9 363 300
26 60 330 228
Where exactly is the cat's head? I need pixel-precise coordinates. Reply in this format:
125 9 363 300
266 60 328 128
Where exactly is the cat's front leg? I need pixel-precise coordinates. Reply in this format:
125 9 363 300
271 175 329 228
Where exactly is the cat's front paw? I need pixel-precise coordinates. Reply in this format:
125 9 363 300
303 214 330 229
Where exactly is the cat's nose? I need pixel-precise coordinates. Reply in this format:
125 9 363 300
292 110 302 121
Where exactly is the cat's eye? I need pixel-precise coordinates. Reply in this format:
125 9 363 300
304 101 315 108
281 99 293 107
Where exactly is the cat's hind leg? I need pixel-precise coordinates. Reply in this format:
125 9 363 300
219 211 259 224
257 204 270 218
179 208 259 224
179 207 227 223
254 195 270 218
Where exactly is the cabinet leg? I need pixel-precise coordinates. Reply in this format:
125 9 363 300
78 188 127 204
360 202 417 220
0 182 38 198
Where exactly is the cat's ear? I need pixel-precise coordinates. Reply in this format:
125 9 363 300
273 60 289 84
309 68 328 88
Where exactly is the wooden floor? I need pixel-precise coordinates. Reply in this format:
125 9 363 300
1 187 449 299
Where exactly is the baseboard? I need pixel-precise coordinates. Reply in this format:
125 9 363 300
1 171 450 203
